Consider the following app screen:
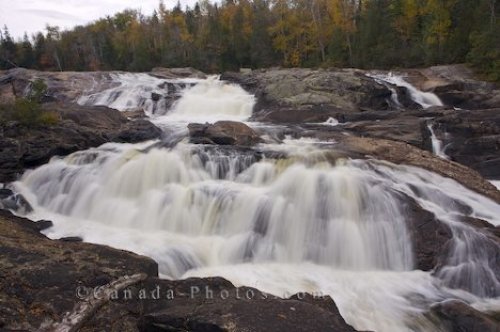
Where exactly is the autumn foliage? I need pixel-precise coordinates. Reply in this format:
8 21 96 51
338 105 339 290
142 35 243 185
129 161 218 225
0 0 498 80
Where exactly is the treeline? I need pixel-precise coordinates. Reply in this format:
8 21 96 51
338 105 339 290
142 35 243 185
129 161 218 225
0 0 498 80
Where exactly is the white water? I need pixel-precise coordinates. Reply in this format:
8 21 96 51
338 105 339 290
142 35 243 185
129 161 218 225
77 73 254 125
370 73 444 109
323 117 339 126
11 74 500 331
77 73 201 116
491 181 500 190
14 141 500 331
427 123 449 159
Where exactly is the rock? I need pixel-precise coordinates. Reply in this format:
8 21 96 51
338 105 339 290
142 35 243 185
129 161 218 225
150 67 207 79
0 102 162 183
222 68 392 119
328 134 500 203
252 105 343 124
188 121 263 146
0 210 360 332
34 219 53 231
430 108 500 179
113 119 163 143
430 300 500 332
138 285 358 332
398 193 452 271
122 108 147 119
58 236 83 242
0 209 158 330
0 188 33 214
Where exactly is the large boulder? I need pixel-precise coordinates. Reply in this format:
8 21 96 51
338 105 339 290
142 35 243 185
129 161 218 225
188 121 263 146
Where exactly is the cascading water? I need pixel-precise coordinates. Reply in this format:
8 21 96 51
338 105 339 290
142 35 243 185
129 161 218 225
370 73 444 109
77 73 201 116
12 75 500 332
427 123 449 159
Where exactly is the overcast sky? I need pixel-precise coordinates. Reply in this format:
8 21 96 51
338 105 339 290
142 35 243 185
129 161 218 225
0 0 202 40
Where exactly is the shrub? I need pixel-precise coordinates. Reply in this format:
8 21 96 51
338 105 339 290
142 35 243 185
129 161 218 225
0 79 60 127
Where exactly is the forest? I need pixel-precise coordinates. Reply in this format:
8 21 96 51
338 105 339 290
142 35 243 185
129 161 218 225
0 0 498 80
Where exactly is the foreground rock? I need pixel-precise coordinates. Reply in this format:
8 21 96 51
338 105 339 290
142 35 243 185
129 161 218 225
0 102 162 183
0 210 358 332
430 300 500 332
188 121 263 146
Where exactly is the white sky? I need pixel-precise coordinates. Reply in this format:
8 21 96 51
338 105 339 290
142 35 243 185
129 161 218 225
0 0 202 40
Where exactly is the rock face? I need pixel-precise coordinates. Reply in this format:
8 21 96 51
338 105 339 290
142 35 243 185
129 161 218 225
222 68 392 122
0 102 162 183
430 108 500 179
188 121 263 146
430 300 500 332
0 210 359 332
415 65 500 110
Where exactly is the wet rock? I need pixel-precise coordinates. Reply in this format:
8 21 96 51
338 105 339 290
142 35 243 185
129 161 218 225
0 188 33 214
34 219 53 231
188 121 263 146
58 236 83 242
400 194 452 271
431 108 500 179
430 300 500 332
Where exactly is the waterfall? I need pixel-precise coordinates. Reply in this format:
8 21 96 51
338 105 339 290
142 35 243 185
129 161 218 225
77 73 201 116
427 123 449 159
14 140 500 332
77 73 254 122
11 73 500 332
370 73 443 109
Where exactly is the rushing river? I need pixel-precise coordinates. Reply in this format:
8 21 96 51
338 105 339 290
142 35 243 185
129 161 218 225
12 73 500 332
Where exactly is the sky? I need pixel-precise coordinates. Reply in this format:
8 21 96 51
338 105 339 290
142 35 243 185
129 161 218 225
0 0 202 40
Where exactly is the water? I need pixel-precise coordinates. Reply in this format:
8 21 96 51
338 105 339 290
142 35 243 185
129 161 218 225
491 181 500 190
427 123 449 159
12 74 500 332
370 73 444 109
77 73 201 116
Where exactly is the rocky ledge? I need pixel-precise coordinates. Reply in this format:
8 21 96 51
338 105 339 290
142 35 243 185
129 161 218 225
0 102 162 183
0 209 358 332
222 65 500 179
